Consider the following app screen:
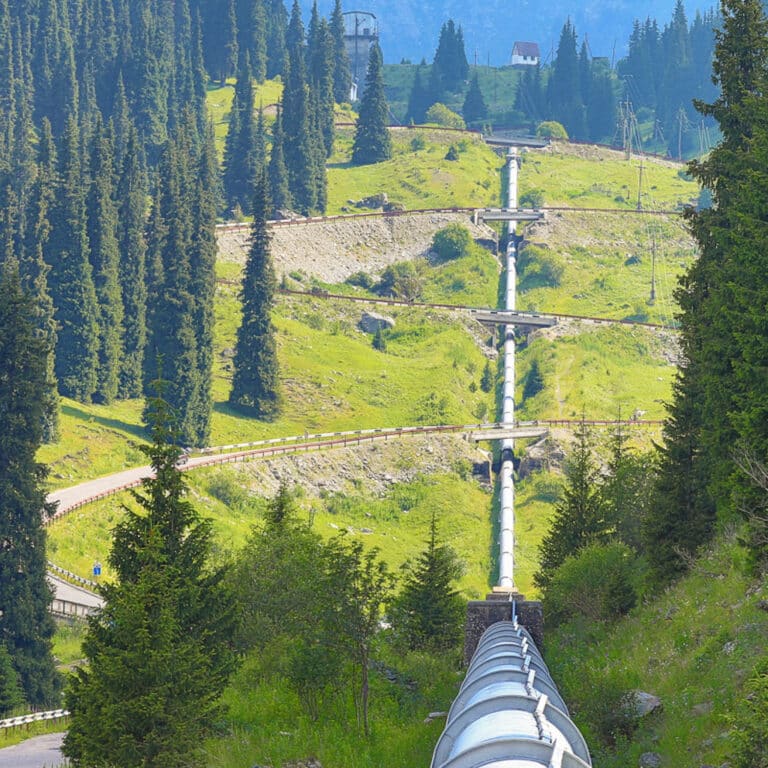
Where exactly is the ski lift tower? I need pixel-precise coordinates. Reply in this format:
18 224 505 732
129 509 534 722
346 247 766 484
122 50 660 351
343 10 378 101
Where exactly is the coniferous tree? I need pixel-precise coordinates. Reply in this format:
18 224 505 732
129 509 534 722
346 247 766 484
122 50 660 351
86 117 124 404
223 51 260 214
236 0 267 81
46 113 100 402
330 0 351 103
392 513 464 651
21 118 59 439
462 72 488 126
405 64 431 123
431 20 469 95
116 126 148 398
548 20 586 140
230 167 281 418
535 420 607 589
282 0 324 213
0 261 60 708
351 42 391 165
309 17 336 157
268 102 292 214
652 0 768 576
64 388 235 767
265 0 288 78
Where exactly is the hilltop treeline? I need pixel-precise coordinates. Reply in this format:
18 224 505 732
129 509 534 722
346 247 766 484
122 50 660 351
403 0 719 156
0 0 353 445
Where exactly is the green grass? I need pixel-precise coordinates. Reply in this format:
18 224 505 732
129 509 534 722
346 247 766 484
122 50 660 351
519 143 699 210
205 646 463 768
53 622 87 668
326 127 501 213
517 212 695 325
546 530 768 767
516 324 675 422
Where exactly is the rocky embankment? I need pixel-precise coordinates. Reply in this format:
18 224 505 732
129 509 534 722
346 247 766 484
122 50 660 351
217 211 495 284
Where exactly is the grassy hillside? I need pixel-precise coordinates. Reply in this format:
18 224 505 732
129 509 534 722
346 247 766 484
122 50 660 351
547 531 768 767
327 127 501 213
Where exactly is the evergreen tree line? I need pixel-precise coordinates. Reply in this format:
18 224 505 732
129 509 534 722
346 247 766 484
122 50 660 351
0 0 355 444
646 0 768 584
222 0 353 217
403 2 719 151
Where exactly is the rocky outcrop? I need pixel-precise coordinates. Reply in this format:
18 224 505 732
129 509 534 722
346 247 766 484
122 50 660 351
359 311 395 333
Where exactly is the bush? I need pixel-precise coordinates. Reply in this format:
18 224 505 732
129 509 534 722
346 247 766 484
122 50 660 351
517 245 564 290
345 271 375 289
377 261 425 301
543 541 638 626
432 223 472 262
425 103 466 129
730 657 768 768
410 134 426 151
445 144 459 161
536 120 568 139
372 328 387 351
519 188 545 208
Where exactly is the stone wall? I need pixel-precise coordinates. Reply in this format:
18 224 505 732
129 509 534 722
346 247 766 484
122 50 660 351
464 595 544 664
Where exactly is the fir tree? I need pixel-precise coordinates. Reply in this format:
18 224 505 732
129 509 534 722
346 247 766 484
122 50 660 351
405 65 431 124
462 73 488 126
64 388 235 767
0 261 60 708
46 113 100 402
431 20 469 95
229 167 281 419
548 20 587 140
86 117 124 404
116 126 148 398
330 0 351 103
223 51 260 215
268 102 292 214
21 118 59 440
236 0 267 81
534 420 607 589
392 513 464 651
351 42 391 165
265 0 288 78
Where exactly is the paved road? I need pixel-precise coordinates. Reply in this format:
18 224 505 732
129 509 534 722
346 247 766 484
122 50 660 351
0 732 66 767
47 574 104 611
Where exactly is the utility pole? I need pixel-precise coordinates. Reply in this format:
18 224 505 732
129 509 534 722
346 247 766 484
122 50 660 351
649 234 656 304
637 158 644 211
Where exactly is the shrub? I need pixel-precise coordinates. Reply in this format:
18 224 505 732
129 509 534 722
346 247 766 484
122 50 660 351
519 188 545 208
543 541 638 626
345 271 375 289
425 103 466 129
410 134 426 151
480 360 494 393
730 657 768 768
432 223 472 262
517 245 564 290
377 261 425 301
535 120 568 139
445 144 459 161
372 328 387 351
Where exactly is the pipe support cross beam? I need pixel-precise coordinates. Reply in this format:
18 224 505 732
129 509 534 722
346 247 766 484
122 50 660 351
473 209 545 223
472 310 557 328
469 427 549 442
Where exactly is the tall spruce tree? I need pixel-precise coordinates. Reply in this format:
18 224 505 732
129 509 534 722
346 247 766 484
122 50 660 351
548 20 587 140
64 388 235 767
229 167 281 418
651 0 768 576
86 117 124 404
351 42 391 165
0 261 60 708
46 113 100 402
405 64 431 124
116 125 148 398
462 73 488 126
330 0 351 103
534 420 607 589
265 0 288 78
391 513 464 651
268 102 293 214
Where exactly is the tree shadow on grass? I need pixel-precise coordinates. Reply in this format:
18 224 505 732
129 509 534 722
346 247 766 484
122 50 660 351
61 403 147 441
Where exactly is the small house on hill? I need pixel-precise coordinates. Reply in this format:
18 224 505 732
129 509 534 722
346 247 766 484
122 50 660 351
511 42 540 67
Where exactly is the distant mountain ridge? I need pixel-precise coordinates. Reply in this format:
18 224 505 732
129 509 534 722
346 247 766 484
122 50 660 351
307 0 714 65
